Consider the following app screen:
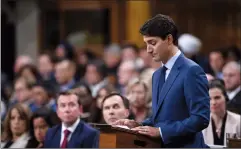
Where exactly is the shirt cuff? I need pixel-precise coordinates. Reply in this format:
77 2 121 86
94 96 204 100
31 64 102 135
159 127 164 142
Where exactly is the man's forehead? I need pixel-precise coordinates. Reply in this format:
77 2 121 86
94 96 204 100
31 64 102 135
103 95 123 106
143 36 160 42
59 94 78 101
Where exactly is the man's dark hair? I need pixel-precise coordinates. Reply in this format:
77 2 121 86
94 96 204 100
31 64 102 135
101 92 129 109
56 91 81 105
87 59 107 79
139 14 178 46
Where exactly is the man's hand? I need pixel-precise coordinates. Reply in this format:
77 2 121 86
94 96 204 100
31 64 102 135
131 126 160 138
112 119 141 128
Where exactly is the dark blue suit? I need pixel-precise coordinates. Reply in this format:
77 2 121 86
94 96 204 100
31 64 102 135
44 120 99 148
142 53 210 147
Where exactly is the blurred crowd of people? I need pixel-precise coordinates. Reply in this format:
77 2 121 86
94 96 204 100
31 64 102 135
1 33 240 147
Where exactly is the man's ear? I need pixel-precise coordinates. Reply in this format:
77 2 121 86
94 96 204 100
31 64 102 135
166 34 174 45
79 105 83 114
124 109 130 118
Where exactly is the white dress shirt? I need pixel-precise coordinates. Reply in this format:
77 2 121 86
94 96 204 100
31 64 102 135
163 50 182 80
60 118 80 146
159 50 182 140
227 86 241 101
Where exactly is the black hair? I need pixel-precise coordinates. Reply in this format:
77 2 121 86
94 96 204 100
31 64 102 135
139 14 178 46
32 80 57 98
87 59 107 79
209 79 229 102
57 91 82 105
29 107 59 142
101 92 130 109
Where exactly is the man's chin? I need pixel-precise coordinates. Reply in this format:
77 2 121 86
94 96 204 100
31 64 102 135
108 118 118 124
152 57 161 62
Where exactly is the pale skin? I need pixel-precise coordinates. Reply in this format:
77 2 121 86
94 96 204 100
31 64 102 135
113 34 178 138
209 88 226 137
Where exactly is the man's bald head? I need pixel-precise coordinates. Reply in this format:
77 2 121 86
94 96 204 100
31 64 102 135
223 61 240 91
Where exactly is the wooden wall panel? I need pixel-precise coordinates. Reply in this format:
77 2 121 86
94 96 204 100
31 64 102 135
151 0 241 54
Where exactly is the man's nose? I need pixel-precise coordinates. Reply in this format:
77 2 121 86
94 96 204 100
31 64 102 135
146 46 152 53
109 109 115 115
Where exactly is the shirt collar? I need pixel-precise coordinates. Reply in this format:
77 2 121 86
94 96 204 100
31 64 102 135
163 50 181 70
61 118 80 134
227 86 241 100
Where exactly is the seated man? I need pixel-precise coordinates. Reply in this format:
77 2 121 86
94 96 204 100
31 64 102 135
102 93 130 125
44 91 99 148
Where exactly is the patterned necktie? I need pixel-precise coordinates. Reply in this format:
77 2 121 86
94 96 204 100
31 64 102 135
60 129 71 148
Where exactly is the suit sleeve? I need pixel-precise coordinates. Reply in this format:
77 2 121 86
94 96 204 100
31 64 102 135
43 128 51 148
83 130 100 148
156 65 210 144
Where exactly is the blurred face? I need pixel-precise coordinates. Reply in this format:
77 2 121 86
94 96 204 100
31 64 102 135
77 52 88 65
118 64 135 86
85 64 101 85
14 80 31 103
21 68 36 84
10 108 27 136
55 61 72 85
33 117 49 143
129 84 146 107
38 55 53 76
143 35 170 63
102 95 129 124
209 52 225 72
57 94 82 125
96 88 108 109
122 48 137 61
104 52 120 68
209 88 226 115
55 46 66 58
32 86 48 106
223 66 240 91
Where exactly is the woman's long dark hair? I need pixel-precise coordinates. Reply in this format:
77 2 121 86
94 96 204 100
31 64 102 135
29 107 59 142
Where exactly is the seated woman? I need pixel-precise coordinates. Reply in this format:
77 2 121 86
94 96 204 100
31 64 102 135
29 107 58 148
1 104 35 148
126 78 151 122
202 79 241 146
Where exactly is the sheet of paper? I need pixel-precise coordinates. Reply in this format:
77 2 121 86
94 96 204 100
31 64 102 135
115 125 130 130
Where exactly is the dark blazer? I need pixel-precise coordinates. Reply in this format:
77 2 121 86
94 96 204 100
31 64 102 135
44 120 99 148
227 90 241 115
142 53 210 148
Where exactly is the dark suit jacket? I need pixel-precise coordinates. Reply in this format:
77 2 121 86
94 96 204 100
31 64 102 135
142 53 210 148
44 120 99 148
227 90 241 115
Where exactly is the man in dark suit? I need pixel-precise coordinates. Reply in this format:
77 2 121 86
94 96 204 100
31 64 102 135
44 91 99 148
113 14 210 147
223 61 241 114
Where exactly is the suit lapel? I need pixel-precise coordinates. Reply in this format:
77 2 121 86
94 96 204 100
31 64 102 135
153 54 184 119
68 121 83 148
153 69 161 113
53 126 61 147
